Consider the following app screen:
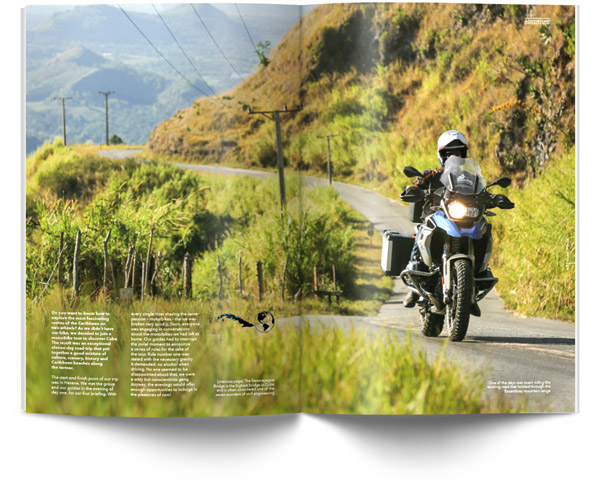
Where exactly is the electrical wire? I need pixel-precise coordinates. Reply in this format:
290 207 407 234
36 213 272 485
118 5 215 101
234 3 286 99
189 3 271 106
152 4 220 100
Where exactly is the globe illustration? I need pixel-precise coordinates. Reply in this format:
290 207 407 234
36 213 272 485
255 311 275 333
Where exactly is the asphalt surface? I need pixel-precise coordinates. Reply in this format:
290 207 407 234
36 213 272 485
99 149 576 412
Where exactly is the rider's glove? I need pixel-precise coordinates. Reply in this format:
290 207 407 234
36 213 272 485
401 187 425 203
490 194 515 209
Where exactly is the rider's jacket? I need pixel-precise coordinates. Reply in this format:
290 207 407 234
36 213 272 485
403 166 445 218
407 167 444 191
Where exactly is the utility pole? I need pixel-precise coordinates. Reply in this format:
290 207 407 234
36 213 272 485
99 91 115 145
54 97 72 145
317 133 340 185
248 105 302 210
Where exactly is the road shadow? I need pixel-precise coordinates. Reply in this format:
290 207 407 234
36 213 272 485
470 336 575 346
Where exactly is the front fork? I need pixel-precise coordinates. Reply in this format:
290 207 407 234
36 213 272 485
442 238 475 305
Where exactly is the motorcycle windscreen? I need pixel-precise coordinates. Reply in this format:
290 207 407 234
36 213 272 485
440 156 486 195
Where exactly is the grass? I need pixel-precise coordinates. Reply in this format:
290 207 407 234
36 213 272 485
298 204 393 316
26 291 526 416
491 149 575 322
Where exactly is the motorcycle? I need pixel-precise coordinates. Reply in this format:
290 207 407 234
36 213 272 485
399 156 514 341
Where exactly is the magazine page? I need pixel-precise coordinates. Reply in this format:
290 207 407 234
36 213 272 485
293 2 576 414
25 2 308 417
25 2 576 417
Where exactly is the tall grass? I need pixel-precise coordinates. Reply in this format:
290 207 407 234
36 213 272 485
26 292 525 416
491 149 575 321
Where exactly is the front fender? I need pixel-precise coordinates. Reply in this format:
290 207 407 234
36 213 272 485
432 211 486 239
443 253 475 304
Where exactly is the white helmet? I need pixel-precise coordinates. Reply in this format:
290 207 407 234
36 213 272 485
437 130 469 165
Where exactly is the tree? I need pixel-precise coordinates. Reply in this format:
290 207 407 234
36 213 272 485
255 41 271 68
110 134 125 145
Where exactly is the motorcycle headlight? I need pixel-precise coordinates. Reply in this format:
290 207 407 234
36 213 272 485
448 201 467 219
448 201 480 220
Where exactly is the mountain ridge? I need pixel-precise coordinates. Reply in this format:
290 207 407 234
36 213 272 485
148 3 575 192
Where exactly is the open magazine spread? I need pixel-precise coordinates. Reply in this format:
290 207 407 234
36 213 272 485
24 3 576 416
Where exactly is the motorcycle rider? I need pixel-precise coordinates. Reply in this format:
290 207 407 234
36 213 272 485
402 130 483 310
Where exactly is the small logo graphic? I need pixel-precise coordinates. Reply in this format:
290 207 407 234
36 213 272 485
524 17 551 25
524 7 551 25
217 311 275 334
255 311 275 333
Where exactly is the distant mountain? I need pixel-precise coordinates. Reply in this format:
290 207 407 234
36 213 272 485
51 46 107 67
29 46 173 104
26 45 200 153
25 3 306 154
27 4 263 70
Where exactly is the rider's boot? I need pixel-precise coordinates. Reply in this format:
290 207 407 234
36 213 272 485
403 260 424 308
404 291 418 308
471 268 494 317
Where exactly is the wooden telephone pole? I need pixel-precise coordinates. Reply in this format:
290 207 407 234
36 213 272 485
54 96 73 145
248 105 302 210
99 91 115 145
317 133 340 185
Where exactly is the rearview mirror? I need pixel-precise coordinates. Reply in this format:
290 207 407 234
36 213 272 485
403 166 423 178
487 177 511 189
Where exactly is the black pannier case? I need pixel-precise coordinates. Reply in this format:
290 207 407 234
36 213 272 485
408 201 424 223
381 230 414 276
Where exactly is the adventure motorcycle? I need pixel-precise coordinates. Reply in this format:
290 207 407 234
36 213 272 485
397 156 514 342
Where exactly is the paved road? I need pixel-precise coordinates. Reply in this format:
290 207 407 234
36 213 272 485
99 149 576 412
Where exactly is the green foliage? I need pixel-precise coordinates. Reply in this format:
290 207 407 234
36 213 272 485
109 134 124 145
25 293 525 416
26 142 359 305
301 326 526 414
193 177 356 300
26 142 219 298
491 149 575 321
560 18 575 58
254 40 272 68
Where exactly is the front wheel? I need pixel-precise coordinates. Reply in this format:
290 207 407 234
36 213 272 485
445 259 473 342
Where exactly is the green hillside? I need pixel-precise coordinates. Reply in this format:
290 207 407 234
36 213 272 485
149 4 574 187
148 3 575 321
25 4 302 153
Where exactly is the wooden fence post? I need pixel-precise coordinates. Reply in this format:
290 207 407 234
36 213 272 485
151 251 162 293
141 261 145 302
238 256 243 295
332 265 336 292
256 261 263 302
57 232 64 288
103 230 111 294
217 255 223 300
72 229 81 299
131 251 137 295
145 224 154 297
332 264 338 304
124 246 133 288
35 234 66 301
281 258 288 302
183 252 192 299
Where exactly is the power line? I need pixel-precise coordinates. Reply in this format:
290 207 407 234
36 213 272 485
317 133 340 185
234 3 285 99
118 4 215 101
99 91 115 146
152 4 219 100
54 96 72 145
189 3 270 106
248 105 303 210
